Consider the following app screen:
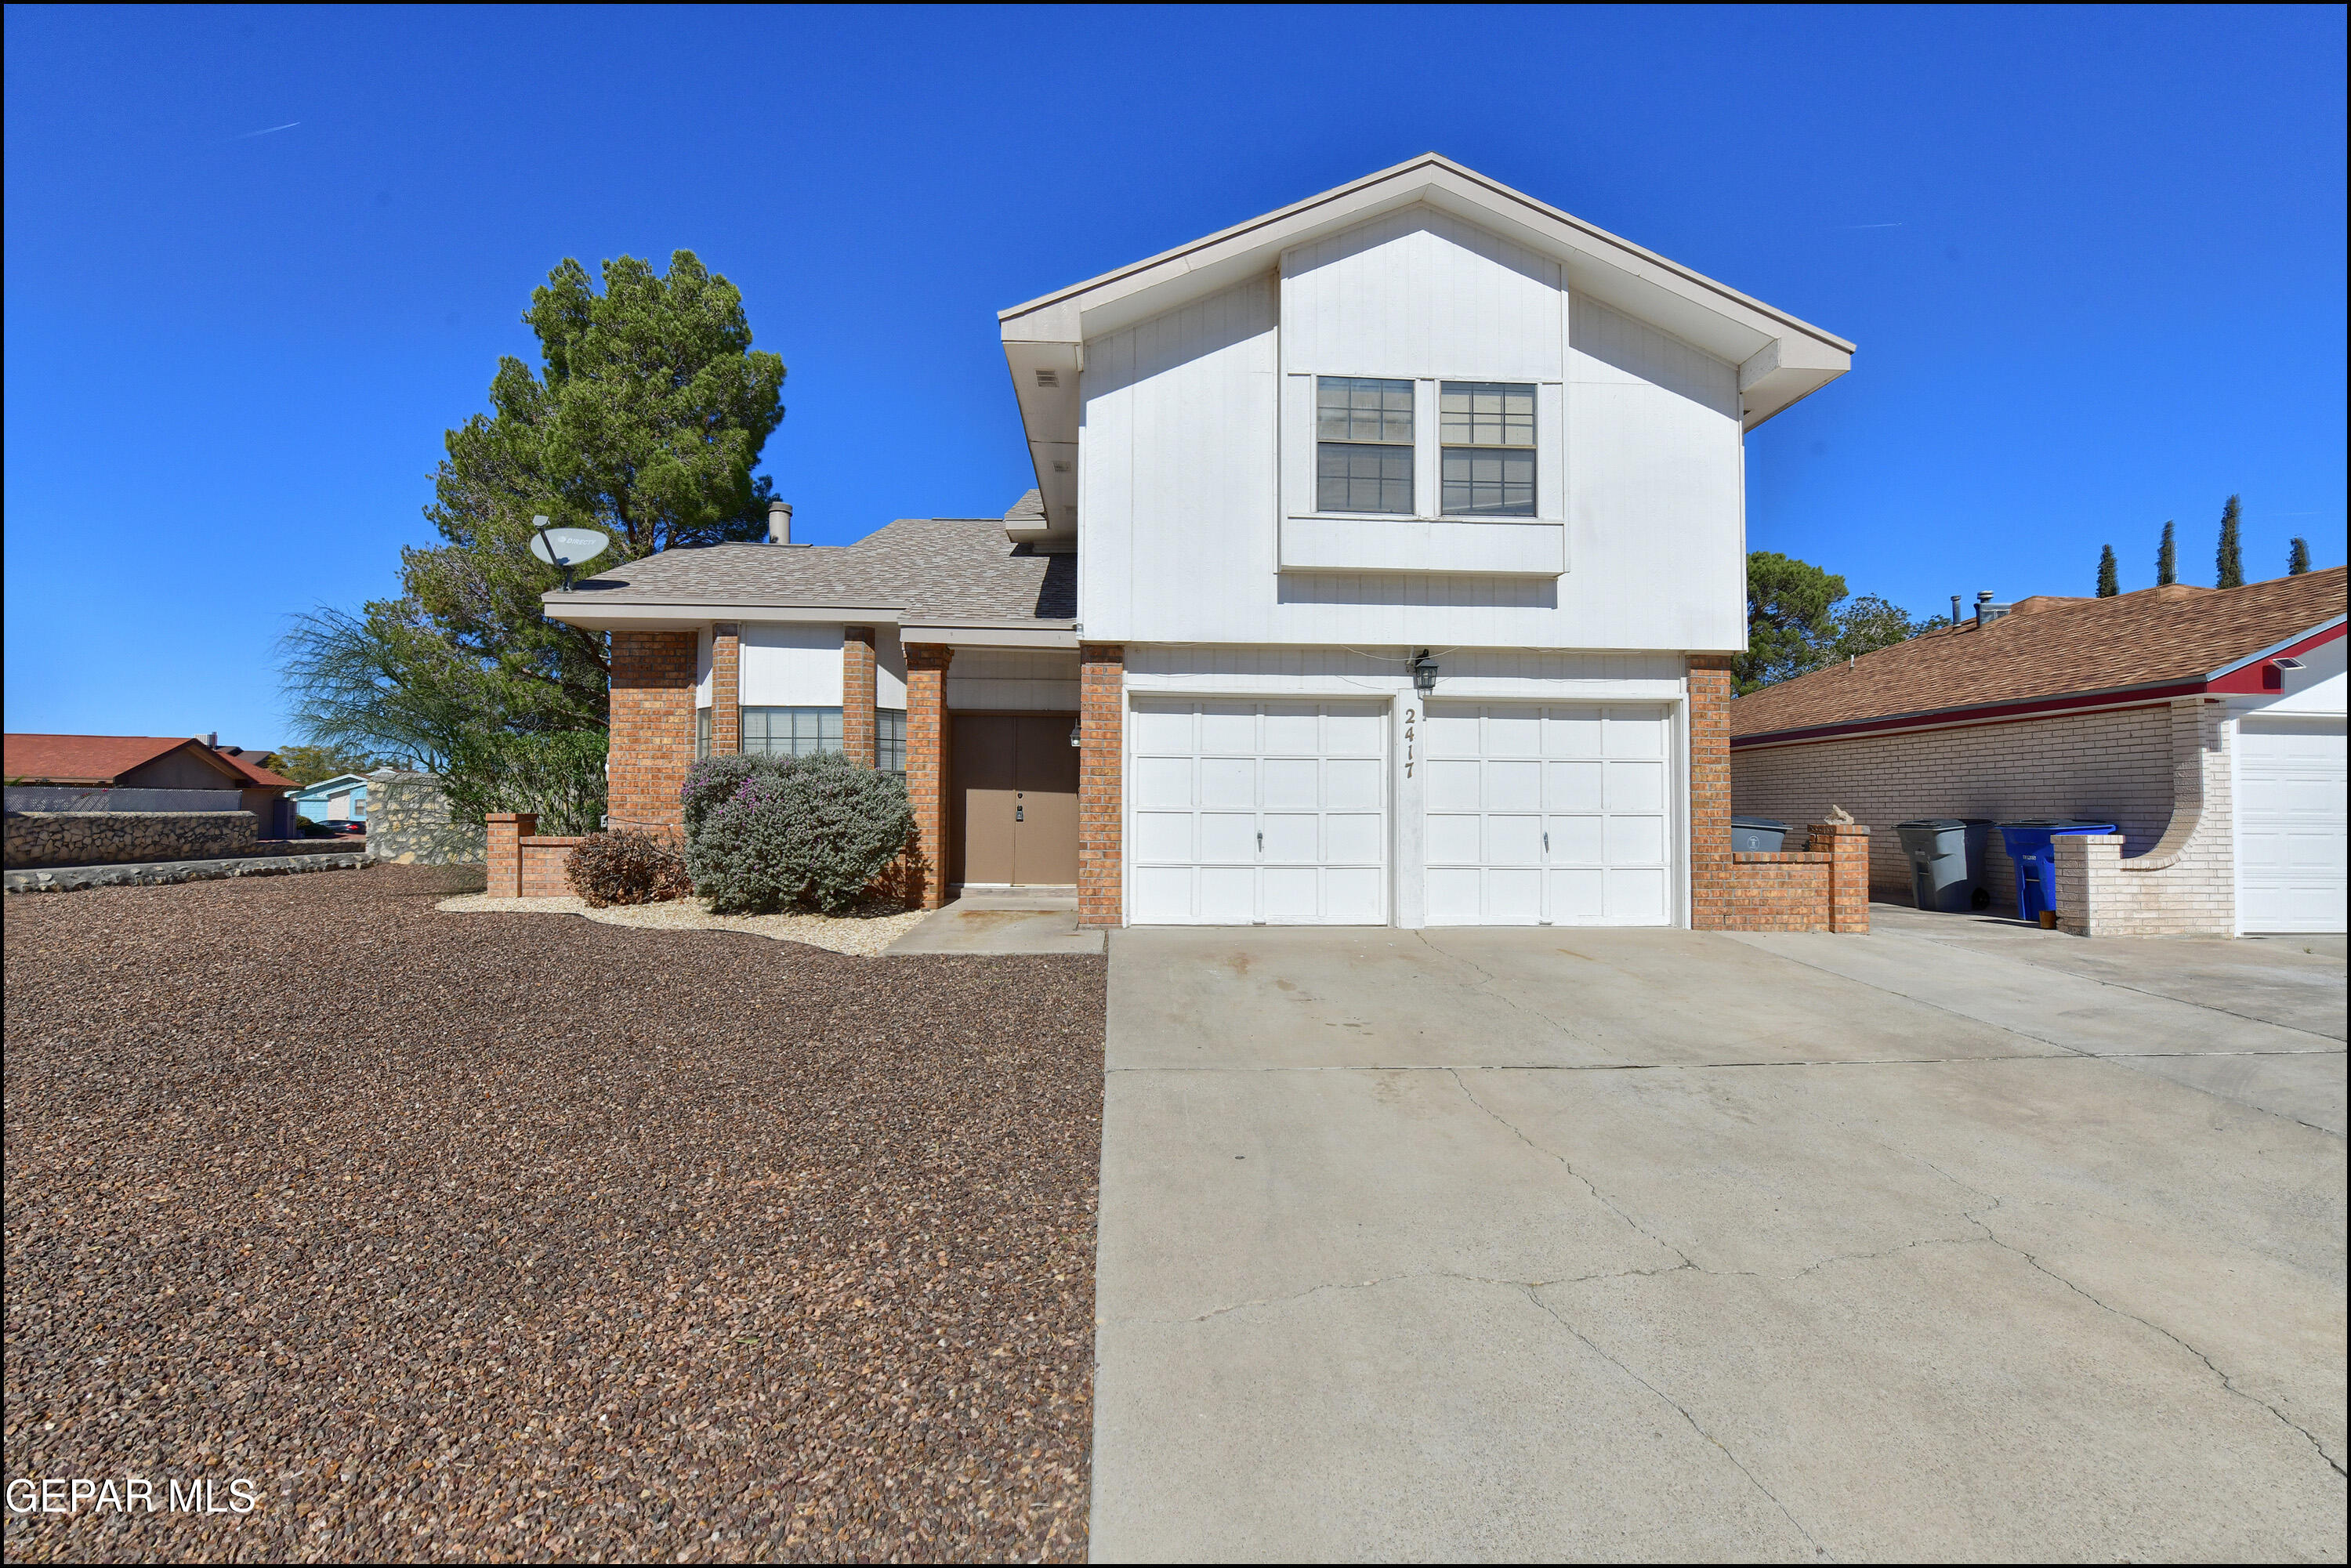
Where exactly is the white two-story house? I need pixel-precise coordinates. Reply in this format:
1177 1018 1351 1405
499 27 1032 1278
549 154 1854 930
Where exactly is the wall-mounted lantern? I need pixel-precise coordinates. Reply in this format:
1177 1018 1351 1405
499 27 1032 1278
1411 650 1439 693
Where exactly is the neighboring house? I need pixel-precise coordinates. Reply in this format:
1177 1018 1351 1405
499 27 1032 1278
290 773 371 824
1730 569 2348 935
5 733 299 833
548 153 1856 929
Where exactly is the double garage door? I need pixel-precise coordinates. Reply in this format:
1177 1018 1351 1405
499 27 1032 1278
1128 696 1675 926
2237 716 2347 933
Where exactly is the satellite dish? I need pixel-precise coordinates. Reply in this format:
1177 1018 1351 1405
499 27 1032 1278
528 520 610 567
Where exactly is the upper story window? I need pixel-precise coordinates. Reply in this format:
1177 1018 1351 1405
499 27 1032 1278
1440 382 1536 517
742 706 842 758
1316 376 1414 514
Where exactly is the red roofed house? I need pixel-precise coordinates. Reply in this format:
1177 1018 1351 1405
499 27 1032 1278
1729 567 2346 936
5 733 298 831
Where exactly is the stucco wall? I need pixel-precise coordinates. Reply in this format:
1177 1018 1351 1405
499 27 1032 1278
1730 703 2178 907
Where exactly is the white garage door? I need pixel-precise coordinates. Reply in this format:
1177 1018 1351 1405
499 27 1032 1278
2237 717 2346 933
1129 698 1387 925
1425 702 1674 925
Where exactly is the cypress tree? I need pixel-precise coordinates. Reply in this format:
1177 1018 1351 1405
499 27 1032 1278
2288 537 2310 575
2215 494 2244 588
2156 520 2176 585
2096 545 2119 596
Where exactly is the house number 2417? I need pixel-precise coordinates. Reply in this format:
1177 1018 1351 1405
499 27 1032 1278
1404 706 1415 777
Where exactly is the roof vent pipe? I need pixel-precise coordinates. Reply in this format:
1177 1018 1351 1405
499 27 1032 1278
1950 595 1962 625
767 500 794 545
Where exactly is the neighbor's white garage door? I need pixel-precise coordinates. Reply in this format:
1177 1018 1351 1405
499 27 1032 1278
1130 698 1386 925
2237 716 2346 933
1424 702 1674 925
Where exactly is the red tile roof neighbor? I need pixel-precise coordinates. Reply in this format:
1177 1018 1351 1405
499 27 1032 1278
2 733 275 788
1730 566 2347 744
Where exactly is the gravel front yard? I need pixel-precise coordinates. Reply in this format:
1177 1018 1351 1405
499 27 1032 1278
3 864 1105 1562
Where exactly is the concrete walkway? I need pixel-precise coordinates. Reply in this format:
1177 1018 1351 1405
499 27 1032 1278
1091 916 2346 1561
885 889 1104 955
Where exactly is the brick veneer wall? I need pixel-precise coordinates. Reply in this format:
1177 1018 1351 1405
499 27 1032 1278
1723 824 1871 933
843 627 878 768
486 813 531 897
1078 644 1125 929
520 837 588 898
710 624 741 756
904 644 953 910
1731 701 2176 908
609 631 697 834
2052 699 2236 936
1686 655 1735 930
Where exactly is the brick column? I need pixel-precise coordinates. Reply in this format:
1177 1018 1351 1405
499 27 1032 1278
1686 655 1735 930
1810 822 1871 933
904 643 954 909
608 630 697 836
1078 643 1125 929
710 624 741 755
842 627 878 768
485 812 536 898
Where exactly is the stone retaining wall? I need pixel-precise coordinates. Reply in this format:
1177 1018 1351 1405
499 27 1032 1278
366 772 487 865
6 850 370 894
5 811 258 869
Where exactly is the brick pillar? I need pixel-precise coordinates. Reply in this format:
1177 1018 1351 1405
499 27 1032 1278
905 643 954 909
608 630 697 836
486 812 536 898
842 627 878 768
1686 655 1734 930
1078 643 1125 929
711 624 741 756
1811 822 1871 933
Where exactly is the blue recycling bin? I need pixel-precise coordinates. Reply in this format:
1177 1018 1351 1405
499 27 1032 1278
1998 819 2117 922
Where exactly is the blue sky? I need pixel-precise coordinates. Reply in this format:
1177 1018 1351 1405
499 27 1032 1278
5 4 2343 748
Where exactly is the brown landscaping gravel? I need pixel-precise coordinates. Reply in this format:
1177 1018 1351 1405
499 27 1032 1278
2 865 1105 1562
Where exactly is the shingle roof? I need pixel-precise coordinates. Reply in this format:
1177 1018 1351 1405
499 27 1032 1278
4 734 247 786
548 515 1075 622
1730 567 2348 741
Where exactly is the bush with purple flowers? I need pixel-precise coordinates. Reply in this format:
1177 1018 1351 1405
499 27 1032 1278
679 751 915 914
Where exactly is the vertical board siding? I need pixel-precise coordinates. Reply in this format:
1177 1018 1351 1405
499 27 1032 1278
739 623 845 708
946 648 1083 712
1284 207 1562 380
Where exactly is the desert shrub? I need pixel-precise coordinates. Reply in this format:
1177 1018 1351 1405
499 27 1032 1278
441 730 607 837
681 751 914 914
565 829 693 907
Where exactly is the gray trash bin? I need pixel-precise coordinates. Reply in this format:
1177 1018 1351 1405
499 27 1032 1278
1896 818 1994 913
1731 816 1790 853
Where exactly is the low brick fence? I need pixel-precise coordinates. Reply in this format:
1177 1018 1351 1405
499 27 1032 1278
1724 823 1869 933
486 813 586 898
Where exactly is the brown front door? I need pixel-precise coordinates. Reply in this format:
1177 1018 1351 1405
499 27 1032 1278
953 713 1080 886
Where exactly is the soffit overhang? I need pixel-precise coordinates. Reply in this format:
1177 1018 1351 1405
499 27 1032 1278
999 153 1857 531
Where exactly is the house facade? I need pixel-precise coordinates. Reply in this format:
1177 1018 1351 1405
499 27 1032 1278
1730 570 2348 936
4 733 297 831
291 773 371 824
550 154 1856 929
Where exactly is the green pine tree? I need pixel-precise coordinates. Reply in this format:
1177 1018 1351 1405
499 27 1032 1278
2096 545 2118 596
2288 537 2311 575
2216 494 2244 588
2156 520 2176 586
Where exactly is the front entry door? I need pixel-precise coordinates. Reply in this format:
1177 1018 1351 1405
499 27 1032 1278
953 713 1080 885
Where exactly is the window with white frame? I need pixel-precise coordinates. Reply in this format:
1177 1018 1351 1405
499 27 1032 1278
741 706 842 757
1440 382 1536 516
697 706 712 760
1315 376 1414 514
876 708 907 773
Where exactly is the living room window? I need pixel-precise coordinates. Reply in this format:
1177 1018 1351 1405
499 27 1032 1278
1440 382 1536 516
1316 375 1415 514
741 706 843 757
876 708 907 773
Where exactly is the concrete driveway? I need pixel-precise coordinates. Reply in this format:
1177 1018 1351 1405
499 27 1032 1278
1090 914 2346 1561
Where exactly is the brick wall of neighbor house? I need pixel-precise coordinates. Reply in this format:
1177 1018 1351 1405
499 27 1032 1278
1732 701 2176 908
843 627 878 768
1723 824 1871 932
610 631 698 834
1686 656 1735 930
711 624 741 756
1078 644 1125 928
2052 698 2236 936
904 644 953 909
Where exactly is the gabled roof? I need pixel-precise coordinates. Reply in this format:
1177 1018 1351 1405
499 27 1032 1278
4 733 251 787
1731 567 2349 746
542 512 1077 640
216 751 299 790
289 773 371 799
1000 153 1857 535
